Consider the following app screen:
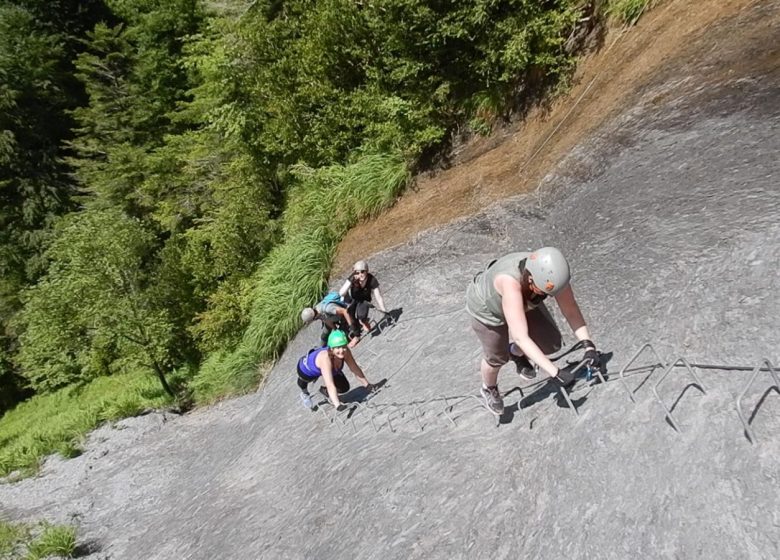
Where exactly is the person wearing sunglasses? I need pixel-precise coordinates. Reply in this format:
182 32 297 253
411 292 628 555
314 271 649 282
296 330 374 410
338 260 387 339
465 247 600 415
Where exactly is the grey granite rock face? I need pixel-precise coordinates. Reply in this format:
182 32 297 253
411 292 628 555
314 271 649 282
2 8 779 560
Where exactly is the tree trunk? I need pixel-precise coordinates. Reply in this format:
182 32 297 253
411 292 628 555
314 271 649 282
150 357 175 398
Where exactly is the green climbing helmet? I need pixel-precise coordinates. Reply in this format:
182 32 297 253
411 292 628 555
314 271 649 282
327 329 349 348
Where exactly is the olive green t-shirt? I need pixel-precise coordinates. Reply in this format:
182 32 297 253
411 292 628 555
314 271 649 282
465 252 532 326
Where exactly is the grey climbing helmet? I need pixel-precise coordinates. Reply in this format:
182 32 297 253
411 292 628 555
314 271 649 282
353 260 368 273
300 307 316 324
525 247 570 296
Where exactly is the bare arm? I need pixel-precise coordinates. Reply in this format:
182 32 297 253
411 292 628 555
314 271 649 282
554 284 593 343
338 279 351 298
496 274 559 377
334 305 354 328
372 287 387 313
343 349 370 387
316 351 342 406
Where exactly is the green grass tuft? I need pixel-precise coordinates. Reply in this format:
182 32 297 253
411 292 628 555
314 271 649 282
0 520 28 557
0 520 76 560
25 523 76 560
0 373 172 478
607 0 655 25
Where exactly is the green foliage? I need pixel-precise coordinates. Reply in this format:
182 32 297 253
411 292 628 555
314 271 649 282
191 152 408 401
15 209 177 393
0 1 92 274
3 0 602 419
607 0 654 25
0 1 92 412
0 519 76 560
0 520 26 557
222 0 581 167
10 1 211 400
0 371 171 477
69 0 205 214
25 523 76 560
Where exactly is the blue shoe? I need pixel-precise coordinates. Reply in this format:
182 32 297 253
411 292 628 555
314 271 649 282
300 392 313 409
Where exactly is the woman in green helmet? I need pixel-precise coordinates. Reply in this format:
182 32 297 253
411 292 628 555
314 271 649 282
465 247 600 415
295 329 375 410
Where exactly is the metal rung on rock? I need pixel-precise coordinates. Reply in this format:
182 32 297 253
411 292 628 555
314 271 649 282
555 385 579 417
385 322 409 342
619 343 667 403
735 359 779 444
652 357 706 433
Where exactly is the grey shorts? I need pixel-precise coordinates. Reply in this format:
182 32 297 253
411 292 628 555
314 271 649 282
471 303 562 367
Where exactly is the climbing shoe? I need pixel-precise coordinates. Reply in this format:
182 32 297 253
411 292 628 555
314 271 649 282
480 385 504 415
511 355 537 380
300 391 313 410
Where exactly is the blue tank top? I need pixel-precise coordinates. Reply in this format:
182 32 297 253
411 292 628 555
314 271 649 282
298 347 344 378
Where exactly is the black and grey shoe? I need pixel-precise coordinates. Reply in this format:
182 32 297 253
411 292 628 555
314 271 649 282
480 385 504 415
511 355 537 380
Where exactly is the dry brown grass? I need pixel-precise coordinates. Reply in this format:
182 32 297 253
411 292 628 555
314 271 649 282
333 0 758 275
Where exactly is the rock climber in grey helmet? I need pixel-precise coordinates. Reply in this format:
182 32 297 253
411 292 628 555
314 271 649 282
338 259 387 337
301 293 360 349
465 247 600 415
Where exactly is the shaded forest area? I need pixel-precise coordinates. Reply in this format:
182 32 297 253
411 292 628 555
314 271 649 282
0 0 612 425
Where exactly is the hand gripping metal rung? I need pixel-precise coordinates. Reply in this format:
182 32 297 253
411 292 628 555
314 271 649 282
554 358 590 417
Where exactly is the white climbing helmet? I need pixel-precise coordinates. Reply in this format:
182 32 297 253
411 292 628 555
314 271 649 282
353 260 368 273
525 247 570 296
300 307 316 324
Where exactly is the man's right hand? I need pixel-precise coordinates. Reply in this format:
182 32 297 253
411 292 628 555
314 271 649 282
550 363 580 389
582 340 600 368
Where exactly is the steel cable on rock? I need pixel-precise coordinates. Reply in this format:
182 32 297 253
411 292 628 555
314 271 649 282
337 334 779 436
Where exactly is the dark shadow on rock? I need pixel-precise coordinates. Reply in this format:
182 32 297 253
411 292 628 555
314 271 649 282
554 390 588 411
74 540 101 557
747 385 780 426
369 307 403 339
517 382 556 409
341 378 388 404
668 383 706 415
660 383 706 431
498 402 520 425
596 351 614 382
500 386 528 425
517 378 589 412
